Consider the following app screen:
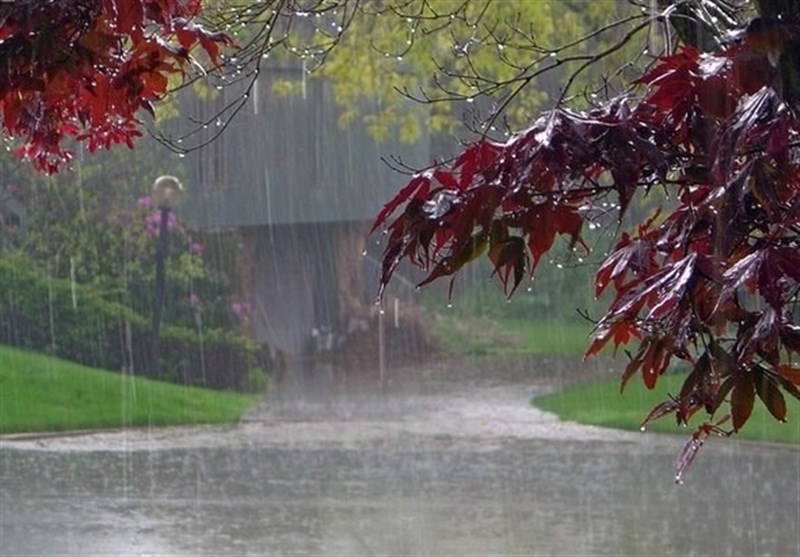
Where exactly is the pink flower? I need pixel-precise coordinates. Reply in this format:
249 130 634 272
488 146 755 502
230 300 252 322
144 212 161 237
189 242 205 256
137 196 154 209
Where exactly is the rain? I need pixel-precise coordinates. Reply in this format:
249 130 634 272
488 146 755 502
1 1 800 556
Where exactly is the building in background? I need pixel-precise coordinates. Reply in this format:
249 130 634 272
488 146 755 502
180 66 431 360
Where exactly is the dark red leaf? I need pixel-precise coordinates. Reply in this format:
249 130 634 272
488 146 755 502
775 364 800 385
416 231 488 289
641 339 672 390
640 399 680 430
674 427 709 484
433 168 460 191
586 320 641 360
371 174 430 233
754 367 787 422
731 371 755 432
488 236 528 298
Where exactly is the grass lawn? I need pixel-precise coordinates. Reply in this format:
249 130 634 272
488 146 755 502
0 345 260 434
533 372 800 445
429 313 591 357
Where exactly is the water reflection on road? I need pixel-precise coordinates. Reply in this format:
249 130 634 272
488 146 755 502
1 357 799 556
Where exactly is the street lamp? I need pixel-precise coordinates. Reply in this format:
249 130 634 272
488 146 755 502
150 175 184 376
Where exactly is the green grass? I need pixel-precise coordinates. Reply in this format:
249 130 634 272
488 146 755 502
429 313 591 356
533 372 800 445
0 345 259 434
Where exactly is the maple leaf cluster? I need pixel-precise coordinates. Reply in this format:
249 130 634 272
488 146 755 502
0 0 231 173
375 22 800 478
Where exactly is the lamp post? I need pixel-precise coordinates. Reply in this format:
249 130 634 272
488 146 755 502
150 175 184 376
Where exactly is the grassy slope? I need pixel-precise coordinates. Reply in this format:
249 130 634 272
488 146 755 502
429 313 591 356
534 372 800 445
0 345 259 434
430 312 799 445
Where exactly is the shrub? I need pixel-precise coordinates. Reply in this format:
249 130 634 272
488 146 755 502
0 256 266 390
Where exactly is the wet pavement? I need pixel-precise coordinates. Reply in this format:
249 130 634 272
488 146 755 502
2 356 799 556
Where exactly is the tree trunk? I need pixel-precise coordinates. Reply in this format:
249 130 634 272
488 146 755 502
334 222 370 327
660 0 800 113
755 0 800 113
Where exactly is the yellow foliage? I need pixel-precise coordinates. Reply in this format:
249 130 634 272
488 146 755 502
263 0 641 144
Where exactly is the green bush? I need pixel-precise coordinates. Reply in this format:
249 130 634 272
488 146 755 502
0 256 266 391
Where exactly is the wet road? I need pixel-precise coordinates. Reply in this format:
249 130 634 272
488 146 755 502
1 357 799 556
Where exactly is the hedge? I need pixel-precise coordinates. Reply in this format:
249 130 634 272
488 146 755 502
0 257 266 391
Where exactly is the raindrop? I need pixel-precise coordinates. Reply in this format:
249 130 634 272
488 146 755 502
466 97 474 103
549 52 557 58
639 426 646 432
361 249 367 256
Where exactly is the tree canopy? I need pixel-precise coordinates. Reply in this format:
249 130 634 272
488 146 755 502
0 0 231 173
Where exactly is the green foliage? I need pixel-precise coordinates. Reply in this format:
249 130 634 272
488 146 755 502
264 0 643 144
243 367 271 394
0 256 265 391
0 138 242 333
534 372 800 445
0 345 258 434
